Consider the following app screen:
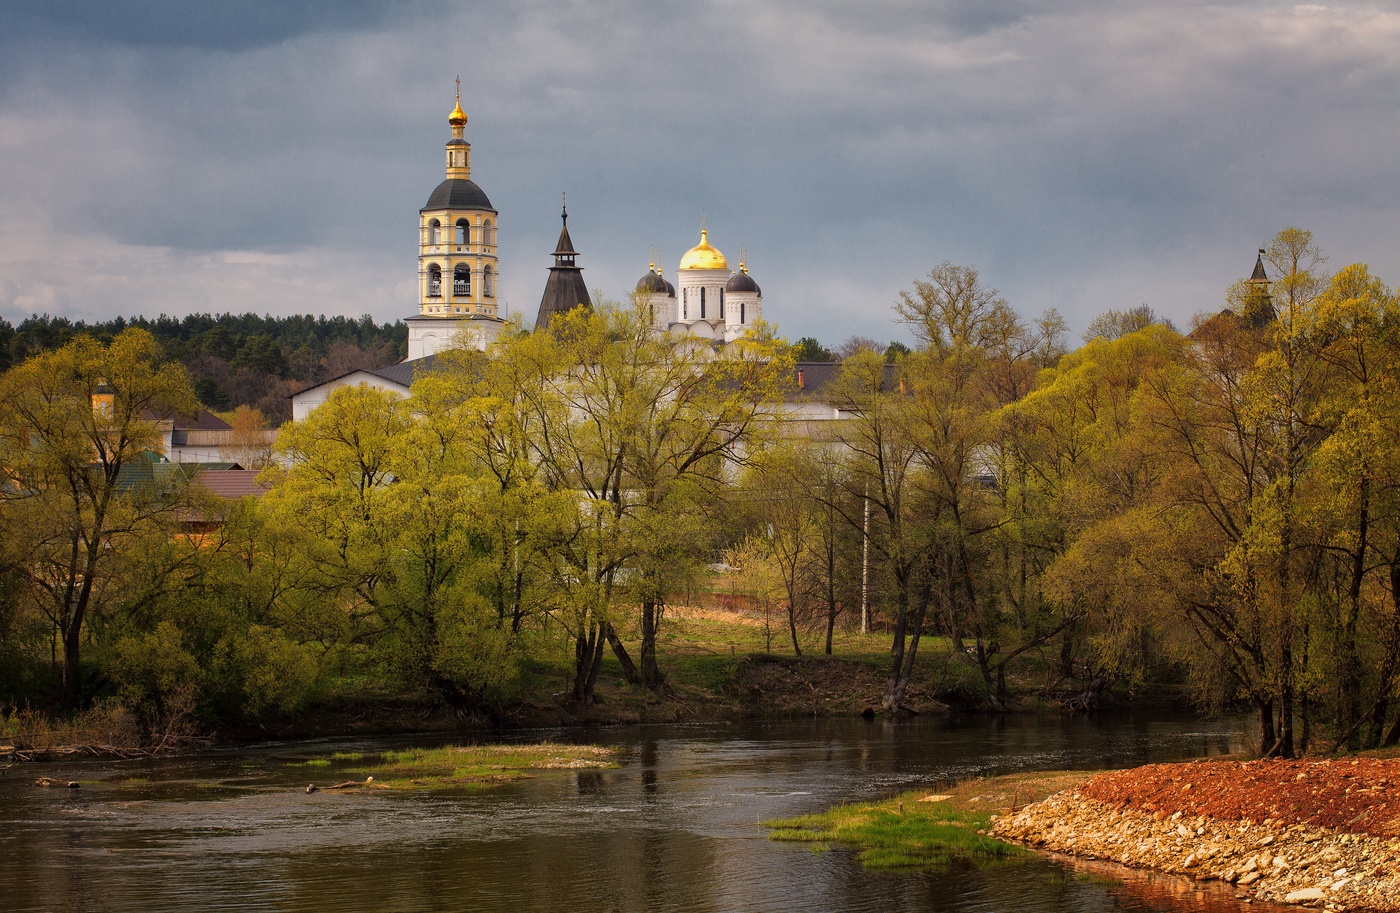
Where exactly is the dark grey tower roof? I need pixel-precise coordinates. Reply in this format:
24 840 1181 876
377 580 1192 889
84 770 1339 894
422 178 496 213
535 201 591 331
725 269 760 295
636 268 676 297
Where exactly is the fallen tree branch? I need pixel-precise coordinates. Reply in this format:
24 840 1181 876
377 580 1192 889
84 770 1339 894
306 776 378 793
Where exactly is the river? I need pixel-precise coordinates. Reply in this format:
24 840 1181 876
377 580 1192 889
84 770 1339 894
1 712 1265 913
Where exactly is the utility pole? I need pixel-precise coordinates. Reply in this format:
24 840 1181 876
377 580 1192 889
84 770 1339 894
861 488 870 634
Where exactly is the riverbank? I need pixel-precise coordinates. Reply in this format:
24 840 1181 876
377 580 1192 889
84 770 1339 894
992 759 1400 911
767 770 1092 868
228 604 1183 738
4 606 1187 755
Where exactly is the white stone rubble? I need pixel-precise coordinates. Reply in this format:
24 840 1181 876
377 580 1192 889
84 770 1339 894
992 791 1400 911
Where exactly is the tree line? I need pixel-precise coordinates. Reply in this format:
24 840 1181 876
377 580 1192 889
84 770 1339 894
0 302 790 737
3 228 1400 758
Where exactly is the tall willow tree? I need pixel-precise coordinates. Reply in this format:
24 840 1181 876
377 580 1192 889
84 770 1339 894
516 301 789 701
1013 324 1187 693
269 383 519 706
1302 264 1400 749
0 329 198 711
415 332 564 637
267 384 409 640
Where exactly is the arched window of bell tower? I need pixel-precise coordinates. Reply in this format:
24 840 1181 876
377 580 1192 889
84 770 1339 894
483 266 495 298
428 219 441 245
455 219 469 247
482 220 494 247
427 264 443 298
453 264 470 298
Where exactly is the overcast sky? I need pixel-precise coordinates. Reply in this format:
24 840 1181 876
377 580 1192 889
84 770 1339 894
2 1 1397 346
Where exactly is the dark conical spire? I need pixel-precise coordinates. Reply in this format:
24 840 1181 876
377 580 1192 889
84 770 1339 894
535 194 591 331
1242 248 1276 329
1250 248 1269 283
553 194 578 263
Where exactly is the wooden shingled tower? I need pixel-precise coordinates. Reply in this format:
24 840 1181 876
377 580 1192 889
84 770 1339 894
534 195 592 330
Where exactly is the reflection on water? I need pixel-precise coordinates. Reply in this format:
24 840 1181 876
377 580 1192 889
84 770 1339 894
0 713 1263 913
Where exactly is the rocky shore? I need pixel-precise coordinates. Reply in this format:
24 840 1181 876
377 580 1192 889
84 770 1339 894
992 759 1400 911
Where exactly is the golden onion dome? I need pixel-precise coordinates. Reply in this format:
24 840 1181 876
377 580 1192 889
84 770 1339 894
678 229 728 270
448 94 467 127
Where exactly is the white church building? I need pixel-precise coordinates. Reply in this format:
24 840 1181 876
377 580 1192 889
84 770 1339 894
292 89 778 422
633 230 764 343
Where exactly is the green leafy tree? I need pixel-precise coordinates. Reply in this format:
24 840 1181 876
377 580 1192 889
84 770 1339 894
1044 230 1330 754
885 262 1072 708
0 329 198 711
268 379 523 708
1299 263 1400 748
793 337 833 362
1016 324 1188 696
825 348 932 711
519 299 789 700
741 444 821 656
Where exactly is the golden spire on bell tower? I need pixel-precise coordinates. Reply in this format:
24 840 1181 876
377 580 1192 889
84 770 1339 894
449 76 467 130
445 77 471 179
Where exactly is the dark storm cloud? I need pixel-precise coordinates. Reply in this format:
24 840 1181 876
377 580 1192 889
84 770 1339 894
2 0 400 52
0 0 1397 345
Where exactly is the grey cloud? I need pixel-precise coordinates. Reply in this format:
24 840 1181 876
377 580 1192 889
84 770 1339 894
2 0 406 52
0 0 1397 346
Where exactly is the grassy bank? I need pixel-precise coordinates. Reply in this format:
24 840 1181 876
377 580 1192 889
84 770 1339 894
6 605 1183 753
228 607 975 739
767 770 1095 869
292 742 619 791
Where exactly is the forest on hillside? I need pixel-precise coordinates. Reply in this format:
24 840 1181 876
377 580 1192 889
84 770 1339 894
0 313 407 421
4 228 1400 761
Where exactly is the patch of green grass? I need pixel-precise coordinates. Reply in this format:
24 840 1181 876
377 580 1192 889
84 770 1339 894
288 758 332 768
305 742 618 791
767 791 1025 869
666 654 740 691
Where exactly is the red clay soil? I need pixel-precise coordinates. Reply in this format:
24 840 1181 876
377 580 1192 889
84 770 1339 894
1079 758 1400 837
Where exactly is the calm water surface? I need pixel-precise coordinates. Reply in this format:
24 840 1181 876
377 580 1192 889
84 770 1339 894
1 713 1276 913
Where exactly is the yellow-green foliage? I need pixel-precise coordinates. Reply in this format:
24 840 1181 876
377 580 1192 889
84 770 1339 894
110 621 202 708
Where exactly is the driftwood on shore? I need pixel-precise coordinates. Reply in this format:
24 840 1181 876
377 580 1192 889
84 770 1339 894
4 744 169 762
306 776 376 794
